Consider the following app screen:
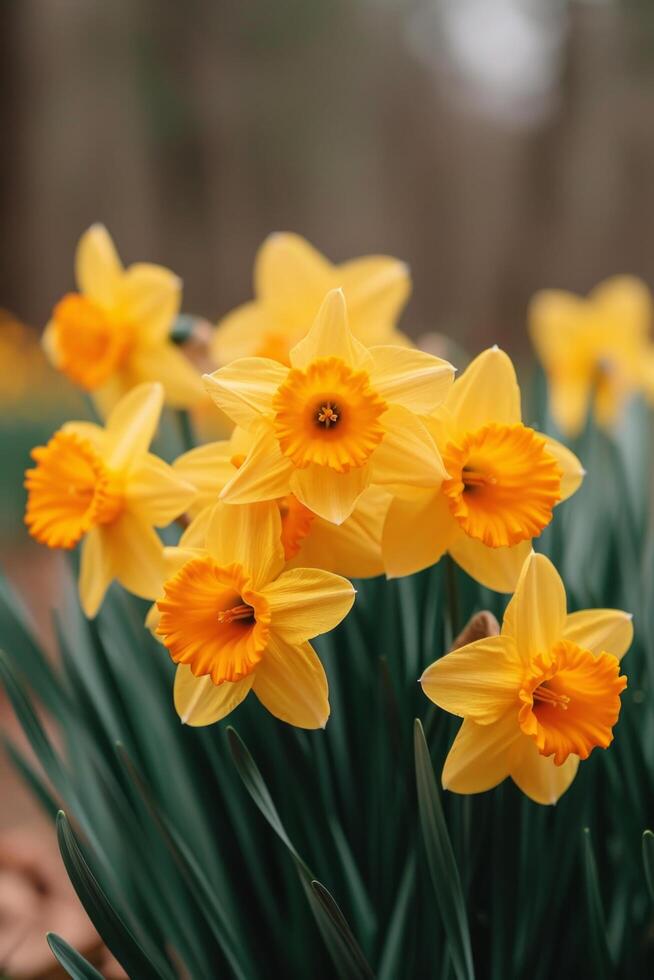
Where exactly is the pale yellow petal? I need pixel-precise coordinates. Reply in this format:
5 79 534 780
205 500 284 589
590 275 652 340
289 288 371 371
562 609 633 661
502 552 567 659
117 263 181 343
253 636 329 729
420 636 522 724
220 424 294 504
99 511 166 601
125 454 196 526
75 224 123 308
130 343 204 409
382 490 455 578
528 290 587 370
291 487 388 577
212 301 271 365
442 714 519 795
104 382 164 470
290 462 369 525
548 375 591 438
260 568 355 642
173 440 235 509
371 405 446 489
509 736 579 805
62 420 106 451
448 534 532 594
443 347 522 434
542 436 585 501
255 232 332 319
179 507 213 549
335 256 411 344
79 526 113 618
174 665 253 726
368 346 454 413
203 357 288 428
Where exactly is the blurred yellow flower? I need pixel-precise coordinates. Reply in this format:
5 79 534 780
204 288 453 525
529 276 653 436
173 427 388 578
212 232 411 367
421 552 631 805
43 224 204 415
24 383 195 617
382 348 584 591
156 500 355 728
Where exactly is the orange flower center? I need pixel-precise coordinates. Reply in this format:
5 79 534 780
24 431 123 549
278 494 316 559
51 293 133 390
440 422 562 547
156 558 270 685
518 639 627 766
272 356 387 472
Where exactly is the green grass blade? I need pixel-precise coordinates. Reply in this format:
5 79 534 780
642 830 654 901
46 933 105 980
582 828 612 980
2 735 59 818
414 719 474 980
308 881 375 980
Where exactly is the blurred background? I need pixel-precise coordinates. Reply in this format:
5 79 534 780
1 0 654 974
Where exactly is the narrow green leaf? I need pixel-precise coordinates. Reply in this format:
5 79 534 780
582 827 611 980
414 719 474 980
309 881 375 980
2 736 59 818
46 933 105 980
56 811 174 980
642 830 654 901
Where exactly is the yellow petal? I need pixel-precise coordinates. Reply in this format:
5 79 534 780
289 289 371 371
220 424 294 504
174 665 253 726
542 436 585 500
125 454 196 526
173 439 235 509
371 405 446 489
291 487 388 578
105 382 164 470
368 346 454 413
62 420 106 451
99 511 166 601
335 256 411 344
79 526 113 618
205 500 284 589
75 224 123 309
212 301 271 365
117 263 181 343
203 357 288 428
179 506 213 549
421 636 522 724
590 275 652 340
260 568 355 642
290 462 369 525
528 290 587 370
448 534 531 594
382 490 455 578
442 714 519 794
502 552 567 659
129 343 204 409
562 609 633 661
509 736 579 805
548 375 591 438
252 636 329 729
255 232 332 319
443 347 521 434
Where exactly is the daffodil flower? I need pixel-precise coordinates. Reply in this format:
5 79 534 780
381 348 584 591
172 426 388 578
43 224 204 414
421 553 631 805
203 288 454 525
155 500 355 728
529 276 653 436
24 383 196 617
212 232 411 367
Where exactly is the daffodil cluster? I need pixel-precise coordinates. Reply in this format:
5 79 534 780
24 225 636 805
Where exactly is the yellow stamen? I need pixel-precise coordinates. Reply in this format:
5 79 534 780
532 685 570 709
50 293 133 390
317 404 339 427
217 603 254 624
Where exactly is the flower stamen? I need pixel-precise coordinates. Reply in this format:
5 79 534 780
532 685 570 709
317 403 339 427
217 603 255 624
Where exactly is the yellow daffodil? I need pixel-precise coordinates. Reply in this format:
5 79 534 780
203 288 453 526
155 500 355 728
381 348 584 591
173 427 388 578
529 275 653 436
43 224 204 414
421 552 631 805
212 232 411 367
24 383 196 617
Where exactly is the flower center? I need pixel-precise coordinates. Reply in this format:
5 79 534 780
440 422 563 547
156 558 270 685
51 293 133 390
518 640 627 766
272 356 387 473
24 431 123 549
